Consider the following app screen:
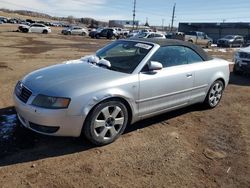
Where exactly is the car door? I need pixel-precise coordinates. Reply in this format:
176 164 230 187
29 24 39 33
138 46 195 117
100 29 108 37
74 27 81 35
197 32 205 46
70 27 77 35
235 36 244 46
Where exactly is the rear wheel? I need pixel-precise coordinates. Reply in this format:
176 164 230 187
204 80 224 108
81 32 86 36
83 100 128 146
206 41 212 48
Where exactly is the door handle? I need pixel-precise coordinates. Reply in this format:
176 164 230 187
186 73 193 77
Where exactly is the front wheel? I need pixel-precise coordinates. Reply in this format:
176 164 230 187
204 80 224 108
83 100 128 145
42 30 48 34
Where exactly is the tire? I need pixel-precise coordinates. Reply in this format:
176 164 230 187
42 30 48 34
83 100 128 146
206 41 212 48
95 34 100 39
188 40 193 43
229 44 232 48
67 31 71 35
81 32 86 36
204 80 224 108
23 28 29 33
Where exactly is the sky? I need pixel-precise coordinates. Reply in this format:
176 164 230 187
0 0 250 26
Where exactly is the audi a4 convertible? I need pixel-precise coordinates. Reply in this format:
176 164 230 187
14 39 230 145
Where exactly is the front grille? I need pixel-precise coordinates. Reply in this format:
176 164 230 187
239 52 250 59
15 81 32 103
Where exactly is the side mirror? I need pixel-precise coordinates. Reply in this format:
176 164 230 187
148 61 163 71
97 59 111 68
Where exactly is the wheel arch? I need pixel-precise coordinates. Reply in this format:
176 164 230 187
82 95 134 128
215 78 225 88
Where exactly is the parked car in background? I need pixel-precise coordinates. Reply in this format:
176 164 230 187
166 32 185 41
20 22 31 26
14 38 230 146
132 32 166 39
128 29 153 38
18 23 51 34
127 30 140 38
244 34 250 47
8 18 19 24
61 26 89 36
234 46 250 74
185 31 213 48
89 28 118 39
113 28 130 37
217 35 244 48
0 16 7 23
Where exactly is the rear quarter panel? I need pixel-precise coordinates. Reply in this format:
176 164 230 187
189 58 230 103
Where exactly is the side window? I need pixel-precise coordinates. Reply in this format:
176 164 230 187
150 46 188 68
148 34 154 38
185 47 203 64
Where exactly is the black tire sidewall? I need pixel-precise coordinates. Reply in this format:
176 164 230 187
83 100 128 145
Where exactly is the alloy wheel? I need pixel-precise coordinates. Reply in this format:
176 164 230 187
208 82 223 107
93 105 125 141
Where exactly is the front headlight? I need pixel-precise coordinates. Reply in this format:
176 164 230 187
32 95 70 109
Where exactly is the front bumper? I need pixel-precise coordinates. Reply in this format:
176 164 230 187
13 94 84 137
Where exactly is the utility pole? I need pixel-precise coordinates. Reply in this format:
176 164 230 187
162 19 165 31
170 3 176 32
132 0 136 29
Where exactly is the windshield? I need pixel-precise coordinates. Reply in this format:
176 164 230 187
96 40 153 74
224 35 235 39
186 31 197 36
134 33 148 38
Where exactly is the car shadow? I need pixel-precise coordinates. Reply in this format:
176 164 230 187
0 104 206 167
229 73 250 86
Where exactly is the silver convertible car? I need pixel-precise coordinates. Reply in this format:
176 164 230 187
14 39 230 145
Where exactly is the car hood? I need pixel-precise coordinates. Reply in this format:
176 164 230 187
238 46 250 53
22 59 128 97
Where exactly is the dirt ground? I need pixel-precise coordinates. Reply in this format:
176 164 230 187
0 24 250 188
